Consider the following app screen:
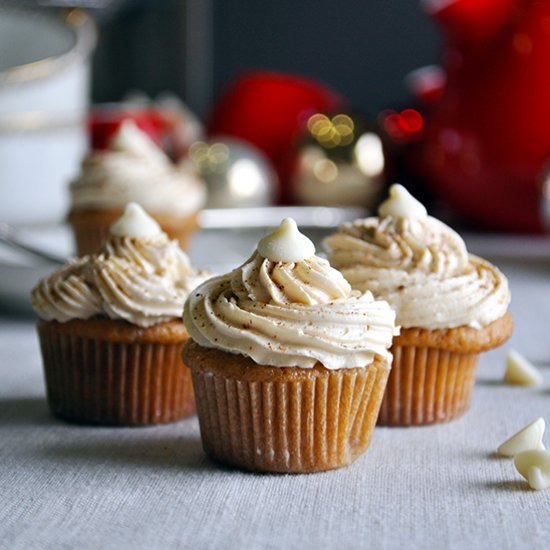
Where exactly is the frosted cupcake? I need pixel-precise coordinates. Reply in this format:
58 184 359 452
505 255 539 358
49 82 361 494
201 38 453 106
68 120 206 255
324 184 512 426
183 218 397 473
32 203 209 425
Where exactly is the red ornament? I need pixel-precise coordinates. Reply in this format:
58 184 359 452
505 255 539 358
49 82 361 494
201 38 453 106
206 71 346 202
414 0 550 232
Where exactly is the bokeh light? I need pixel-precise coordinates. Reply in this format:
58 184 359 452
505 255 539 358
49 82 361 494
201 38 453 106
228 159 265 198
307 113 355 148
189 141 230 173
354 132 385 176
379 108 423 143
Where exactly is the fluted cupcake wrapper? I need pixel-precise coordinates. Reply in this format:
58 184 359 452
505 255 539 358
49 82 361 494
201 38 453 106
72 223 110 257
377 345 479 426
68 209 198 256
189 357 390 473
38 322 195 426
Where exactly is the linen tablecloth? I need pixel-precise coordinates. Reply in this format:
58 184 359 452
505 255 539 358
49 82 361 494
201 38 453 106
1 234 549 550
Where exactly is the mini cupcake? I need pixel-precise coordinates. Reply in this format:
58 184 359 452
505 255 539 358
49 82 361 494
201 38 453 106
32 203 209 426
324 184 513 426
183 218 397 473
67 120 206 255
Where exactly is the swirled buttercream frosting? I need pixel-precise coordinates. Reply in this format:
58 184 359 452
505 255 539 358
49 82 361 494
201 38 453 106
69 120 206 215
324 184 511 330
32 204 209 327
183 218 397 369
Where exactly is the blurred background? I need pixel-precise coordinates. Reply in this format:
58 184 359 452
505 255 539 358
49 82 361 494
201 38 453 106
2 0 550 233
89 0 439 117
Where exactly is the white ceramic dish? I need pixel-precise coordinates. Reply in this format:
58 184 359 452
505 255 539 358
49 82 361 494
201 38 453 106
0 7 96 224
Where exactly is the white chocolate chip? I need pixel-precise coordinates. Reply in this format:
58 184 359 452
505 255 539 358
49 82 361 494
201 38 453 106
504 349 543 387
497 418 546 457
378 183 428 219
110 202 163 239
257 218 315 263
514 449 550 490
109 119 168 163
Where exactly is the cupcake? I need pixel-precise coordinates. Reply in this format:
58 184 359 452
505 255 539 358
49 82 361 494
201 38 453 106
32 203 209 426
183 218 397 473
67 119 206 255
324 184 513 426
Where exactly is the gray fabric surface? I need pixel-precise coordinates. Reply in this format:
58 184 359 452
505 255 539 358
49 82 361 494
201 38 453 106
1 250 550 550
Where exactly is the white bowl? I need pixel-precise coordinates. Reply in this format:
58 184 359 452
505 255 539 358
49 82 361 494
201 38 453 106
0 7 96 224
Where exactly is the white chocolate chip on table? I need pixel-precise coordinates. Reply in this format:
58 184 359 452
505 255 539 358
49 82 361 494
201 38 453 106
498 417 546 457
504 349 543 387
514 450 550 490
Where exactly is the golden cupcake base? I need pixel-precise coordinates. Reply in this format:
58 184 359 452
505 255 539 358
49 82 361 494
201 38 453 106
67 208 198 256
37 318 195 426
183 341 390 473
378 346 478 425
377 312 514 426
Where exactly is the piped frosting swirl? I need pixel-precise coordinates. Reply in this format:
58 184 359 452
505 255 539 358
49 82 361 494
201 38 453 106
32 203 209 327
324 184 511 329
69 120 205 215
184 218 397 369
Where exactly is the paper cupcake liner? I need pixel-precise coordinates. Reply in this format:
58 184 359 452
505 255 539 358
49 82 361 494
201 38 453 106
38 322 195 425
377 345 479 426
71 222 110 257
68 209 197 256
189 355 390 473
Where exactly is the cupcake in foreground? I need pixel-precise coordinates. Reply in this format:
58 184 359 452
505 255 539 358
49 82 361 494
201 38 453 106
324 184 513 426
32 203 209 426
67 119 206 255
183 218 397 473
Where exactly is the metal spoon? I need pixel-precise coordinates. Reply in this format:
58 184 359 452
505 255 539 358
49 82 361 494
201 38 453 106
0 223 66 265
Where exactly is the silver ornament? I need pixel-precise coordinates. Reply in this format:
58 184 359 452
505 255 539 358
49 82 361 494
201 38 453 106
291 113 386 208
188 138 276 208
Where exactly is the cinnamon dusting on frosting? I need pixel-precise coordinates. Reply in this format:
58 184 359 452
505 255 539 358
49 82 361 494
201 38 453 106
32 206 209 327
324 184 510 330
184 219 397 369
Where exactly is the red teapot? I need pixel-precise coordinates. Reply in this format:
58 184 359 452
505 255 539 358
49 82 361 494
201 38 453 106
414 0 550 232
